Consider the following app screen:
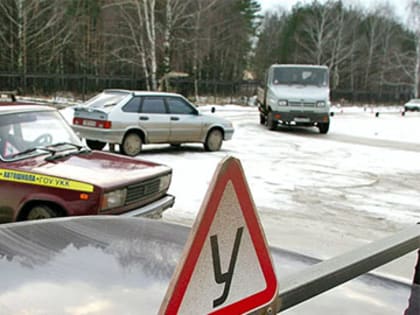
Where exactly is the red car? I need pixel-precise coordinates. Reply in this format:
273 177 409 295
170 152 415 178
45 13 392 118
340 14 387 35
0 105 174 222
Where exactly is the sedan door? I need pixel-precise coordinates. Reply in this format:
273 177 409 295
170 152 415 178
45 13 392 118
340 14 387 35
138 96 171 143
165 97 204 143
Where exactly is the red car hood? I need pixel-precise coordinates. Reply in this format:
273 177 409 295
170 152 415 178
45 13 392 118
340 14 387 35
15 151 170 188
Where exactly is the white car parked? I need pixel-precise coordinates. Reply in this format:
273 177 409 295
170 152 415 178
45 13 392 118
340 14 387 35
404 98 420 112
72 90 234 156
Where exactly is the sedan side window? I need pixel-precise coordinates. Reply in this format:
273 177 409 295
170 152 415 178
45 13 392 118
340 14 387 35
141 97 167 114
166 97 197 115
122 96 141 113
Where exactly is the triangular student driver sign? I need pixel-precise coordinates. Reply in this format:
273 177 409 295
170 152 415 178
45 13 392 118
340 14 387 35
159 156 278 315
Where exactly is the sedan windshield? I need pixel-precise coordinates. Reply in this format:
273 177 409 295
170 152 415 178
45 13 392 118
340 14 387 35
0 110 84 161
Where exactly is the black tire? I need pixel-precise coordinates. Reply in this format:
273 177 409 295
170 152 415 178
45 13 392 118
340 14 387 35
86 139 106 150
259 114 266 125
121 132 142 156
267 111 276 130
318 122 330 134
204 129 223 151
26 204 57 221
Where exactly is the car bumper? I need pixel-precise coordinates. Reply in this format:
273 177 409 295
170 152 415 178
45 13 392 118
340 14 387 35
272 111 329 125
224 128 234 140
72 125 125 144
120 194 175 219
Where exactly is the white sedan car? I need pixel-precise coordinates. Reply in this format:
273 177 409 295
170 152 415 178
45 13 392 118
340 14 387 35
404 98 420 112
72 90 234 156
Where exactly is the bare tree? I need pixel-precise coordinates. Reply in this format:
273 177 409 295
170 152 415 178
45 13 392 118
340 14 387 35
325 3 360 89
409 0 420 97
104 0 158 90
161 0 193 76
190 0 218 100
0 0 70 75
359 5 397 90
295 1 337 65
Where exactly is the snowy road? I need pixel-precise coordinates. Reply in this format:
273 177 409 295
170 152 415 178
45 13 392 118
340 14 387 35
120 105 420 281
60 104 420 281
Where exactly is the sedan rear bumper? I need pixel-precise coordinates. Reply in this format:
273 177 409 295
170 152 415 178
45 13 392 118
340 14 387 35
72 125 125 144
120 194 175 219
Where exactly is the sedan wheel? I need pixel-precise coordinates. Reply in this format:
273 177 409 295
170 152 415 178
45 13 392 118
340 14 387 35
259 114 266 125
27 205 57 220
121 132 142 156
204 129 223 151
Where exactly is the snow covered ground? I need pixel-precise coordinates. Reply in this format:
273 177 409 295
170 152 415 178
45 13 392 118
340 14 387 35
61 103 420 281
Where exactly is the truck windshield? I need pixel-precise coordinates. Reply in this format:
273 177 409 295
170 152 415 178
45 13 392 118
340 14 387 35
272 67 329 87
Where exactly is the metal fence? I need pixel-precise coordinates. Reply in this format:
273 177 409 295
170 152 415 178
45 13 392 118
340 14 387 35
0 73 413 104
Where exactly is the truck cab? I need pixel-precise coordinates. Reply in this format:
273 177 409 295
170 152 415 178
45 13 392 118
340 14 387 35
257 64 331 134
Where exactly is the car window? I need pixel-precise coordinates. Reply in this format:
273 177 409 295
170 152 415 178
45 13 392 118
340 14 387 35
84 92 128 108
166 97 197 115
141 97 167 114
123 96 141 113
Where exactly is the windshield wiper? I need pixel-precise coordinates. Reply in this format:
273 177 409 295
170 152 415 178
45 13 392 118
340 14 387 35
9 143 89 160
48 142 81 149
9 147 57 159
44 143 90 161
48 142 89 152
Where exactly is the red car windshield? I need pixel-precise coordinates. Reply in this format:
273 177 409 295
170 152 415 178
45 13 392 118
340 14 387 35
0 110 83 161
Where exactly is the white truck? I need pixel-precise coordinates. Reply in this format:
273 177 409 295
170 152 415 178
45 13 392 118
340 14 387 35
257 64 331 133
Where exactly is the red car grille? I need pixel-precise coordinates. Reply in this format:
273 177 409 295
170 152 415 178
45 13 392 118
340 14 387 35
125 178 160 204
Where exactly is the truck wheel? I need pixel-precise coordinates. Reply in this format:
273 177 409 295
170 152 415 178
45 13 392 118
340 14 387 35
86 139 106 150
318 123 330 134
204 129 223 151
259 114 266 125
267 112 276 131
121 132 142 156
26 205 57 220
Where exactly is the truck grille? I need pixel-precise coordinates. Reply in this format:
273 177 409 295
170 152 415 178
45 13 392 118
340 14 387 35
289 101 316 108
125 177 160 204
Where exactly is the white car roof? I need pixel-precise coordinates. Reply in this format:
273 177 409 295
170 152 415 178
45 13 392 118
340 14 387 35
103 89 184 98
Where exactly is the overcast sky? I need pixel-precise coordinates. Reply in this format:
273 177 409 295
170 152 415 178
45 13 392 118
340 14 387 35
258 0 413 23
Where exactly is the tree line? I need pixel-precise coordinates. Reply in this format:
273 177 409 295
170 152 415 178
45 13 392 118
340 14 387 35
0 0 419 102
0 0 260 97
254 0 420 102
